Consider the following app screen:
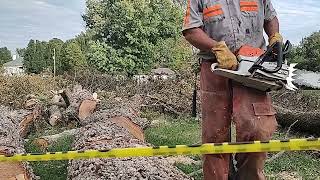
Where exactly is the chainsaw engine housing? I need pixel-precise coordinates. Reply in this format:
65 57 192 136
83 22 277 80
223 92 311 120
211 41 297 91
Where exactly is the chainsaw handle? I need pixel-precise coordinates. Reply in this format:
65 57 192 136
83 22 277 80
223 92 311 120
283 40 292 55
248 41 284 74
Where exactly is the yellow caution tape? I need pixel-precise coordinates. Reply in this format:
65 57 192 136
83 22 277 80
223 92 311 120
0 138 319 162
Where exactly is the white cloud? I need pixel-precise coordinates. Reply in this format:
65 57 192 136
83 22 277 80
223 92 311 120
272 0 320 45
0 0 85 51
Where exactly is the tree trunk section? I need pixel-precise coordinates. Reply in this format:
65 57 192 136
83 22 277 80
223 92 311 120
0 106 38 180
67 97 190 180
274 105 320 135
272 90 320 135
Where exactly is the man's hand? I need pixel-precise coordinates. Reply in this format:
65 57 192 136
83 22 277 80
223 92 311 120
212 41 238 70
268 32 283 46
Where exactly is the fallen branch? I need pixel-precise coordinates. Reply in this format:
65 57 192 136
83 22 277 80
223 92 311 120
146 94 182 116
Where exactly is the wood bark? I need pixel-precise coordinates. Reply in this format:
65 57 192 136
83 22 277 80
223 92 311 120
272 90 320 135
274 105 320 135
0 106 38 180
67 97 190 180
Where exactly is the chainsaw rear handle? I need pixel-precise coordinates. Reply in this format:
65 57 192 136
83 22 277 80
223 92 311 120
248 40 292 74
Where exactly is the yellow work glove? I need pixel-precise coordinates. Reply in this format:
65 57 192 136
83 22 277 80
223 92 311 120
211 41 238 70
268 32 283 46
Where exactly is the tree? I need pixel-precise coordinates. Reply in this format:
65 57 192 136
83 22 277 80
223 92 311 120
84 0 190 75
0 47 12 66
60 41 87 72
23 40 48 73
74 31 92 55
16 48 26 57
288 31 320 72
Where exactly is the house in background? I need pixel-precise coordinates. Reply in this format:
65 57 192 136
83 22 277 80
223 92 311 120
3 55 25 76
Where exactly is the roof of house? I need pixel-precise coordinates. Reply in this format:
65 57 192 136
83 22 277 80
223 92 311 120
3 57 23 67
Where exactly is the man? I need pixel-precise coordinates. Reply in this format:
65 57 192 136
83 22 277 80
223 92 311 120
182 0 283 179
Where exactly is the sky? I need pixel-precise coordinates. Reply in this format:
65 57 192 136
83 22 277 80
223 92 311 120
0 0 319 53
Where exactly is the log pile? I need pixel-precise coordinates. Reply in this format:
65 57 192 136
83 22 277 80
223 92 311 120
0 106 37 180
67 97 190 180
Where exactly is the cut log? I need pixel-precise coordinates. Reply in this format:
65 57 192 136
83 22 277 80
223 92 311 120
274 105 320 135
67 99 190 180
19 105 42 138
272 90 320 135
78 99 97 121
48 92 64 126
65 85 98 122
27 129 79 150
0 106 38 180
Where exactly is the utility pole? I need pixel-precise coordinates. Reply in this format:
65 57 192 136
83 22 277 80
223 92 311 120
53 48 56 77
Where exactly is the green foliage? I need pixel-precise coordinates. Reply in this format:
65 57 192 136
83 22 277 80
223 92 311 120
153 38 193 70
0 47 12 65
16 48 26 57
84 0 191 75
25 135 74 180
23 37 88 74
45 38 64 74
60 41 87 72
288 31 320 72
24 40 48 73
74 31 92 55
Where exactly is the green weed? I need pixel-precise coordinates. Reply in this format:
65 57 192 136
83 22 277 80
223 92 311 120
144 116 201 146
25 135 74 180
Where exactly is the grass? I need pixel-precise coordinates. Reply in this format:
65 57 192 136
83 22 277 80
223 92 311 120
144 112 320 180
144 116 201 146
24 135 74 180
265 152 320 179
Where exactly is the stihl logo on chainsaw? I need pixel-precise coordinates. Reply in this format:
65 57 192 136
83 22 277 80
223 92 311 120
211 41 298 91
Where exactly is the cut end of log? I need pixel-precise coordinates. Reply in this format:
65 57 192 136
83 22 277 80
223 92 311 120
0 162 31 180
111 116 145 142
78 99 97 121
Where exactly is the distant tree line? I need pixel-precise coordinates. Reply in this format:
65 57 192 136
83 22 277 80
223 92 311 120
22 32 90 74
17 0 192 76
288 31 320 72
0 47 12 66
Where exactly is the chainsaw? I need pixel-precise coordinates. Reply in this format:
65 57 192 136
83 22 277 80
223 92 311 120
211 40 298 91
